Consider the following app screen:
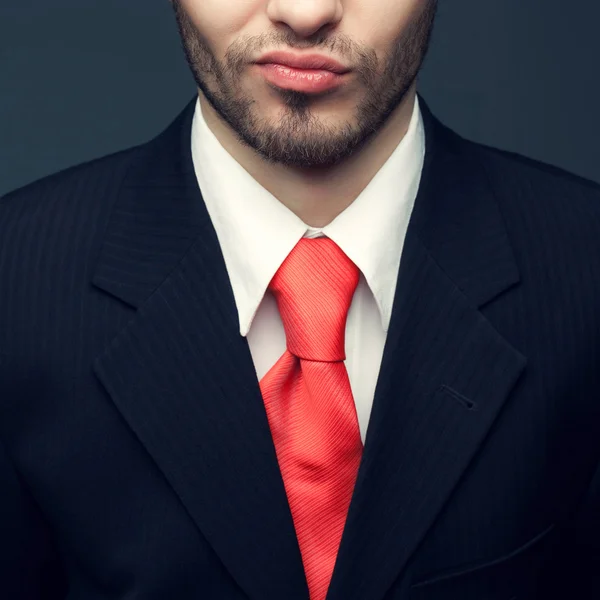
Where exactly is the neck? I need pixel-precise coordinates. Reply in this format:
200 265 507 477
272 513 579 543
200 84 417 228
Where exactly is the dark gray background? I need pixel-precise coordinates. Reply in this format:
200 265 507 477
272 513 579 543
1 0 598 196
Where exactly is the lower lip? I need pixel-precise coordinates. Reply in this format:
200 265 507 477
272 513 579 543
256 63 348 94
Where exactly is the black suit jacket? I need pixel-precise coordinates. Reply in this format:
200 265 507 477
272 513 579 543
1 94 600 600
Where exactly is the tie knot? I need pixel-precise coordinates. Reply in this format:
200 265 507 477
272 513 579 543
268 237 360 362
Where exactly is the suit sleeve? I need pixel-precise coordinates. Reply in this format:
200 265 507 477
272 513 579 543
0 436 67 599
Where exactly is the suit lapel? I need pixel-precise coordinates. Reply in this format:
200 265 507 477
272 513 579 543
92 97 309 600
326 98 527 600
92 93 527 600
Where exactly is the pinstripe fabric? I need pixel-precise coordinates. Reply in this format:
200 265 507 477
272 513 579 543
0 94 600 599
259 237 363 600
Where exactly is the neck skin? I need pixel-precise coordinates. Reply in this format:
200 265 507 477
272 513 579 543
198 81 417 229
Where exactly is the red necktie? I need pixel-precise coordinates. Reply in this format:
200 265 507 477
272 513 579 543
259 237 364 600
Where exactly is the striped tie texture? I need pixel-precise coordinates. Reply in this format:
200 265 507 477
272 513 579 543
259 237 364 600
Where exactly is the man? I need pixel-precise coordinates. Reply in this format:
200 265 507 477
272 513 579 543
1 0 599 598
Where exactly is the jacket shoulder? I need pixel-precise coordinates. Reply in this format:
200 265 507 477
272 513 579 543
0 144 142 213
466 138 600 207
460 136 600 277
0 144 143 296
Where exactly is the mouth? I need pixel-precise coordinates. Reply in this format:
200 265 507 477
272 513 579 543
254 51 351 74
254 63 351 94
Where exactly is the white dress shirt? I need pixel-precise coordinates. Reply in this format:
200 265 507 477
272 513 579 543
190 95 425 444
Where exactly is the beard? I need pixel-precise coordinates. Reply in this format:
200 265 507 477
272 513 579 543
170 0 437 169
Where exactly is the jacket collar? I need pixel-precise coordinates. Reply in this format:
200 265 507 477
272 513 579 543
93 93 518 313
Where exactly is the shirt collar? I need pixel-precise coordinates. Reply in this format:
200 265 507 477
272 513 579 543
191 95 425 336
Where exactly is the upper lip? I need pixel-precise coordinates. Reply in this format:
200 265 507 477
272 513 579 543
254 51 350 74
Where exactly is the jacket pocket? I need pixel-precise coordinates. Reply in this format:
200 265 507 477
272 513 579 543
409 522 556 599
